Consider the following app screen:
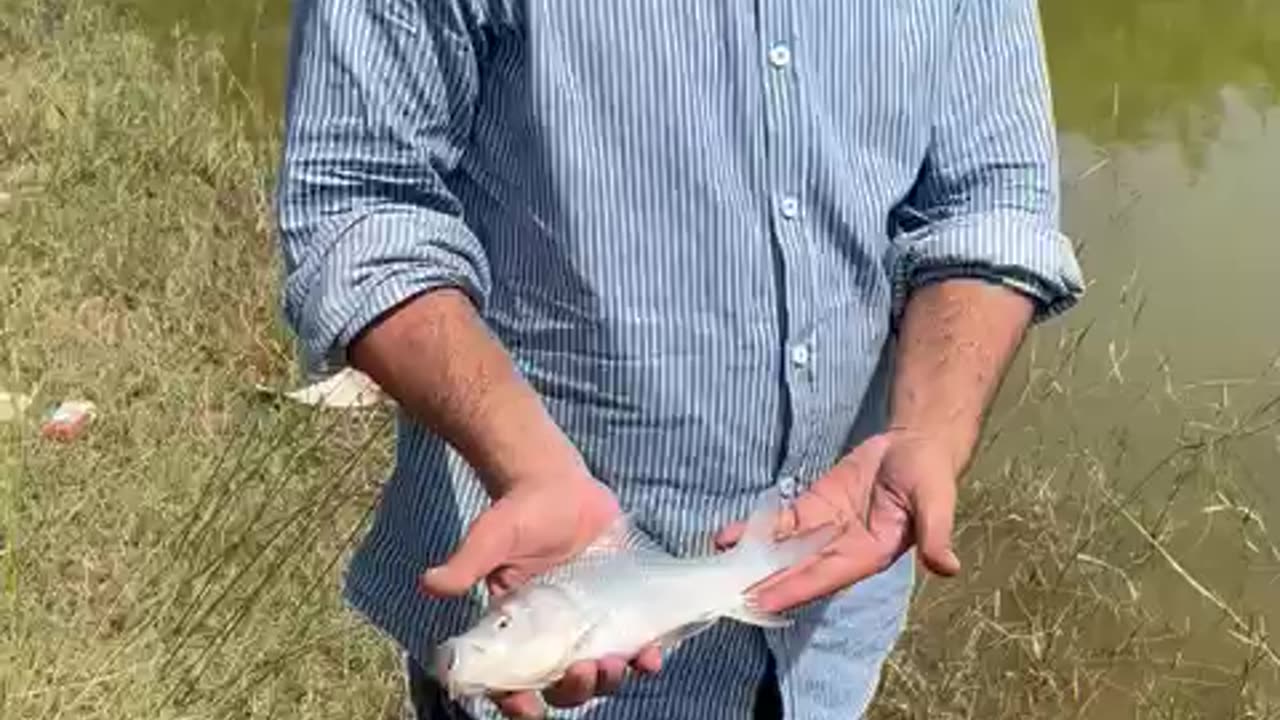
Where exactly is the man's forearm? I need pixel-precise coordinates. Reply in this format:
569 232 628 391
348 288 589 497
888 279 1035 473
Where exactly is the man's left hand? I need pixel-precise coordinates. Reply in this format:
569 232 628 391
715 427 962 614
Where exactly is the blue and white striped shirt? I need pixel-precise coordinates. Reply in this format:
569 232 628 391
275 1 1084 717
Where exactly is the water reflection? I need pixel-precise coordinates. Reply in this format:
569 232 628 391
117 0 1280 155
1043 0 1280 168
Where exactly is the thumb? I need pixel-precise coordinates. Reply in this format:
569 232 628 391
910 472 961 577
420 505 516 597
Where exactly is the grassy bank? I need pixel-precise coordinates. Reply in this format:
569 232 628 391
1 2 1276 718
0 2 400 718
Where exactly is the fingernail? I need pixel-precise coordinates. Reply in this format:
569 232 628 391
418 568 446 595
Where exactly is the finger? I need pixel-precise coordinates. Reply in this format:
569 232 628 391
486 566 525 599
491 690 544 719
719 486 845 553
717 442 889 551
749 549 885 614
595 656 629 695
772 479 860 539
910 473 961 577
714 521 745 551
837 434 895 524
630 644 663 674
543 660 597 708
716 501 798 548
420 507 516 597
774 490 824 537
773 439 890 538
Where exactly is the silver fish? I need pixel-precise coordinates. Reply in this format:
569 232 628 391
432 488 836 699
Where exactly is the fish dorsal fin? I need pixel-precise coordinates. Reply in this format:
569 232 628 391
587 514 671 558
527 514 672 587
741 486 786 545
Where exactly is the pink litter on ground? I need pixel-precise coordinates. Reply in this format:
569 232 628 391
41 400 96 441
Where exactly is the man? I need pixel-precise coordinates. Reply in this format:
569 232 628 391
275 1 1084 718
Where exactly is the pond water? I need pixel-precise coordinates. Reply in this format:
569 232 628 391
113 0 1280 711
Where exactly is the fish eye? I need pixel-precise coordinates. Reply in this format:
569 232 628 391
495 615 511 630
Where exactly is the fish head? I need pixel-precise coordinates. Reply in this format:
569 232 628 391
434 583 589 697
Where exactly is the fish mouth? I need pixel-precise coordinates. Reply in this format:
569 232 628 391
432 643 455 682
432 642 486 699
442 676 489 701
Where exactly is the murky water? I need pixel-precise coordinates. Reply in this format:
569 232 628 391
113 0 1280 710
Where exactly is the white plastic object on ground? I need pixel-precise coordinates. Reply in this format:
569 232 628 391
257 367 390 409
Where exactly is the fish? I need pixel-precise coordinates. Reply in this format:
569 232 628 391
432 488 837 699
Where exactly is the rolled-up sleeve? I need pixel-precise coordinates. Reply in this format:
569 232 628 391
889 0 1085 323
275 0 490 373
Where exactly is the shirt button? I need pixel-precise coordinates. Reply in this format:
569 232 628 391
779 196 799 219
768 44 791 68
790 343 811 367
778 475 796 497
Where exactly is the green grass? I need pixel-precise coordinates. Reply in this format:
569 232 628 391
1 1 1277 718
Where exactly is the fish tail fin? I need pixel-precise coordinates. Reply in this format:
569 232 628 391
730 487 837 576
739 484 786 548
725 596 791 628
718 489 835 630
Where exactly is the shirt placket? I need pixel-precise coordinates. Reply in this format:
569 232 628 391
760 3 814 501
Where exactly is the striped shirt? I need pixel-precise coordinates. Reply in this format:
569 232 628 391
275 1 1084 718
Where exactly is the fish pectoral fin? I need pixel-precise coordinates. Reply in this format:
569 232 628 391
726 597 791 628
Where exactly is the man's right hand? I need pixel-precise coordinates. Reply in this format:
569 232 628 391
348 290 662 718
420 474 663 718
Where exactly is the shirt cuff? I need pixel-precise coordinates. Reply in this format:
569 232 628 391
888 209 1085 325
282 207 491 374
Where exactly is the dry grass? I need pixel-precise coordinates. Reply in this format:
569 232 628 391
1 1 1277 719
868 260 1280 719
1 2 400 718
